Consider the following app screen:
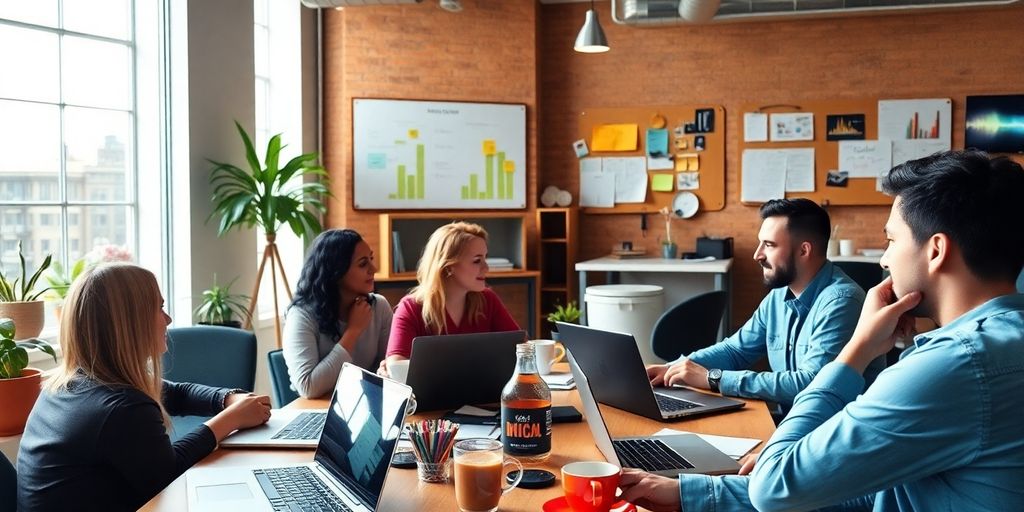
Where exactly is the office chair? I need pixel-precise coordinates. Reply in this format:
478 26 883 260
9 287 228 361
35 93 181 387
267 349 300 408
1 454 15 512
832 261 885 296
162 326 257 440
1016 267 1024 293
650 291 729 361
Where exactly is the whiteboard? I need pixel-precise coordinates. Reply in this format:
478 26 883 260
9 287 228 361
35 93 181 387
353 99 527 209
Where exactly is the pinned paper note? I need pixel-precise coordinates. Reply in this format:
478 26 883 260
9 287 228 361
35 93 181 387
646 128 669 157
604 157 647 203
687 155 700 171
580 158 614 207
592 124 639 152
743 112 769 142
647 156 673 170
838 140 891 178
677 172 699 190
482 140 496 155
741 149 787 203
651 173 674 192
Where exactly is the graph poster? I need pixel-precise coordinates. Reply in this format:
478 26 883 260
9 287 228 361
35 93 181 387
878 98 952 148
353 99 527 209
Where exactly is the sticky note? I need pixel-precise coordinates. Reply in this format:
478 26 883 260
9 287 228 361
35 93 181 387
503 160 515 172
651 173 674 192
674 158 688 172
367 153 387 170
688 156 700 171
408 129 419 139
592 124 639 152
483 140 497 155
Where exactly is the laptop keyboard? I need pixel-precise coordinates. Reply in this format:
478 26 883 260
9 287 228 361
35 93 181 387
253 466 353 512
272 412 328 440
655 393 702 414
613 439 695 472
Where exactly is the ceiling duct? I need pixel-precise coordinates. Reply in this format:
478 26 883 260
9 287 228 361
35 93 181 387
613 0 1021 25
300 0 421 8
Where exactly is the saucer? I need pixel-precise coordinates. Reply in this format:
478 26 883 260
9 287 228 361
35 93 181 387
542 495 637 512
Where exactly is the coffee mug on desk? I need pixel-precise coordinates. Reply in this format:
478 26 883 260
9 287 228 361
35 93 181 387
454 439 523 512
561 461 622 512
532 340 566 376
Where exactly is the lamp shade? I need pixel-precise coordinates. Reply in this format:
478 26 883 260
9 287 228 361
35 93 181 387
574 9 609 53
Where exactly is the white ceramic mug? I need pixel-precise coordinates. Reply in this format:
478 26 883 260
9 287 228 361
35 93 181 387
839 239 855 257
388 359 410 384
532 340 566 376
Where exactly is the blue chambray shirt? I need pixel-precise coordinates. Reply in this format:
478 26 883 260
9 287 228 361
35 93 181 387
677 293 1024 511
680 261 883 407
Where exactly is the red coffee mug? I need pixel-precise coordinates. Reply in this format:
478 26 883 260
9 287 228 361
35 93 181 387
561 461 621 512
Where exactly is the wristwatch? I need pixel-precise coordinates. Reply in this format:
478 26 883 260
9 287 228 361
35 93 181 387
707 369 723 393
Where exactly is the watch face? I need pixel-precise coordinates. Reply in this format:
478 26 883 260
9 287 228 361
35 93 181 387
709 369 722 380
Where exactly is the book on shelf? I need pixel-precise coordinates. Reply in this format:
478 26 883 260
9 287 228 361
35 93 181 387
485 257 515 271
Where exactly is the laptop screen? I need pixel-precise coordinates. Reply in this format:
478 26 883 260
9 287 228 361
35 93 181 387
314 364 411 509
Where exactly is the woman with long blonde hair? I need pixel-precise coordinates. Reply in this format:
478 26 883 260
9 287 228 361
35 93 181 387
380 222 519 375
17 263 272 511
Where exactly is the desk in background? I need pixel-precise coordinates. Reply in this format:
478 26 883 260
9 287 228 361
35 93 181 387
143 384 773 511
576 257 733 339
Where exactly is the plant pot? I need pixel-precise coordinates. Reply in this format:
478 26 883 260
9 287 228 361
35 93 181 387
0 368 43 436
550 330 561 342
661 243 678 259
0 300 45 340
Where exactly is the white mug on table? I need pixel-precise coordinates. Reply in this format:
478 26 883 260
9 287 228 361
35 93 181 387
532 339 566 375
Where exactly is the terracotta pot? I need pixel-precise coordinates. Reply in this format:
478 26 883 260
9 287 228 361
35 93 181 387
0 368 43 436
0 300 45 340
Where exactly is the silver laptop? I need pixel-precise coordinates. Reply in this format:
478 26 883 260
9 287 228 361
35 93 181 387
568 350 740 476
219 408 328 449
187 363 413 511
557 322 744 421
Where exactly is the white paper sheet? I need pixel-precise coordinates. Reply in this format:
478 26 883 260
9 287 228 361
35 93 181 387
838 140 892 178
783 148 815 192
770 112 815 142
653 428 762 460
744 112 769 142
647 156 674 170
878 98 952 147
891 139 948 168
580 158 615 207
741 149 787 203
603 156 648 203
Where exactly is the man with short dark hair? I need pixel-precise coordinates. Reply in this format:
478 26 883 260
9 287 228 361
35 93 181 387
620 150 1024 511
647 198 882 410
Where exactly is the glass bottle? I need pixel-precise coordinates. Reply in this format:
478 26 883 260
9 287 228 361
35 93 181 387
500 342 552 463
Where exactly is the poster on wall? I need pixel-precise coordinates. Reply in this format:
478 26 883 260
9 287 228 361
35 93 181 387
352 99 527 209
965 94 1024 153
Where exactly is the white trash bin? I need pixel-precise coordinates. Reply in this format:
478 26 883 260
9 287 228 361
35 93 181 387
584 284 665 364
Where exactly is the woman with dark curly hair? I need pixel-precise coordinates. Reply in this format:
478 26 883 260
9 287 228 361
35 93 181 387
282 229 392 398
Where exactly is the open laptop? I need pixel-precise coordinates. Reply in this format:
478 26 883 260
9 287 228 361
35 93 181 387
556 322 744 421
186 363 413 512
568 350 740 476
220 408 328 449
405 330 526 411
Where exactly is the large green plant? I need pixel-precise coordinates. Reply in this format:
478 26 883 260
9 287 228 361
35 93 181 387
0 318 56 379
208 121 331 238
194 275 251 326
0 241 52 302
44 257 88 301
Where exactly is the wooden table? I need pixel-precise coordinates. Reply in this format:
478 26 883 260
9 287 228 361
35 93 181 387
143 386 774 511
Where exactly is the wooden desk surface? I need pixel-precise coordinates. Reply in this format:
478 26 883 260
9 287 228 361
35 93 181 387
142 385 773 511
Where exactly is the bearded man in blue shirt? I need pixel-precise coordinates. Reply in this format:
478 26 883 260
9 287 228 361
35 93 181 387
620 150 1024 511
647 198 884 411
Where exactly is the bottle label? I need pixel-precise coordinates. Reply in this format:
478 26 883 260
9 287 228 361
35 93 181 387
501 406 552 455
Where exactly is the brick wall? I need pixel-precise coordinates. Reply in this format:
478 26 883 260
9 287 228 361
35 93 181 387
323 0 1024 328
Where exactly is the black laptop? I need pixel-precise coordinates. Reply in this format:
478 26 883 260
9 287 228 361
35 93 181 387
556 322 744 421
405 330 527 411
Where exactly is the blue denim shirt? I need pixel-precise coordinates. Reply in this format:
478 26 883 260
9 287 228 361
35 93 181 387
683 261 881 407
677 294 1024 511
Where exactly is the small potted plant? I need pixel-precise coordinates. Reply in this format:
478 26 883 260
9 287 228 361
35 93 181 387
659 206 677 259
0 317 57 435
546 300 581 341
44 257 88 322
194 275 252 329
0 241 52 340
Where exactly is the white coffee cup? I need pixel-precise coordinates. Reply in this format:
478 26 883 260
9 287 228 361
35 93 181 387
532 339 566 376
388 359 410 384
839 239 855 257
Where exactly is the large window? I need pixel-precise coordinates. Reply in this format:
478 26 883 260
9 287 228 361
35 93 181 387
0 1 138 278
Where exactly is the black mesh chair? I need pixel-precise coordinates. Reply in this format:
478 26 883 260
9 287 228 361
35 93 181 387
268 349 300 408
832 261 885 295
650 291 729 362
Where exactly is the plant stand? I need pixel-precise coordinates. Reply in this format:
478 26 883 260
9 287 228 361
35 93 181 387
245 234 293 348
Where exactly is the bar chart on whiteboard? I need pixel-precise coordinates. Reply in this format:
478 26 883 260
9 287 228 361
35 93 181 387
353 99 526 209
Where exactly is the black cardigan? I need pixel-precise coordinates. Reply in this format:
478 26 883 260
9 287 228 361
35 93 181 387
16 377 231 511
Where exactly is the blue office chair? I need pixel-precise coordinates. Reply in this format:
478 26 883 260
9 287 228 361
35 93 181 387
162 326 257 440
650 291 729 362
1 454 15 512
268 349 300 408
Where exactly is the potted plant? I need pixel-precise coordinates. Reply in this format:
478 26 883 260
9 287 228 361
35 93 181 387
44 256 87 322
207 122 331 335
659 206 678 259
0 317 57 435
0 241 52 340
194 275 251 329
546 300 581 341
